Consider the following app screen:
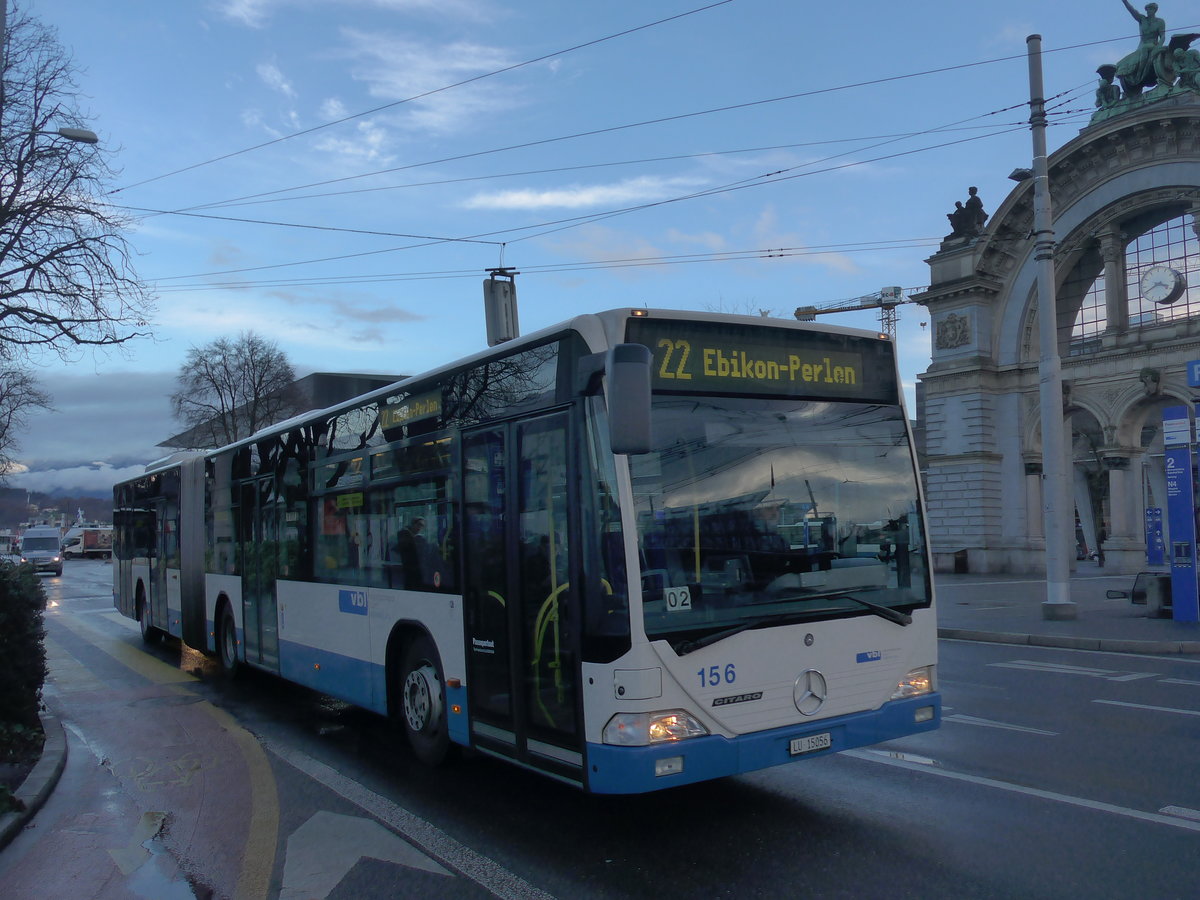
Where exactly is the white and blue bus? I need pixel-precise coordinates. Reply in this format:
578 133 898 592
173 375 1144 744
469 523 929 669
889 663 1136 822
114 308 939 793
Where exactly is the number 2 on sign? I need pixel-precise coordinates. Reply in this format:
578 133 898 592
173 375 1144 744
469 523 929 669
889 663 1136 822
665 585 692 611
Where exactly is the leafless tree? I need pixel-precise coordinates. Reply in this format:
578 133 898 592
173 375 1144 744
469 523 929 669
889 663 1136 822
0 4 153 360
170 332 302 447
0 363 50 477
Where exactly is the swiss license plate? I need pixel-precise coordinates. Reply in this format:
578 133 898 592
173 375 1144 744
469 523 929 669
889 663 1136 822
789 732 832 756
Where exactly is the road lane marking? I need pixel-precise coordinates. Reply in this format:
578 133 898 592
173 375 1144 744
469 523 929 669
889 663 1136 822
991 660 1159 681
942 714 1057 735
1092 699 1200 717
1160 806 1200 821
281 811 450 899
1161 678 1200 686
842 749 1200 833
859 749 940 766
269 742 555 900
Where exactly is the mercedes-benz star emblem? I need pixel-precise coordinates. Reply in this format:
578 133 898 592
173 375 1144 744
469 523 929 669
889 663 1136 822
793 669 828 716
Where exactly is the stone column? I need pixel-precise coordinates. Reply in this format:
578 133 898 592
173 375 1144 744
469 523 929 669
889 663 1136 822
1025 459 1044 540
1101 452 1142 572
1102 453 1134 539
1099 226 1126 334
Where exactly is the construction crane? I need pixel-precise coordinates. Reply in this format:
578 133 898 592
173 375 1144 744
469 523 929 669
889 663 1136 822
794 286 921 339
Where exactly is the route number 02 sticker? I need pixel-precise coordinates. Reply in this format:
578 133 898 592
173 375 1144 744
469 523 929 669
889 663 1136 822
665 585 692 612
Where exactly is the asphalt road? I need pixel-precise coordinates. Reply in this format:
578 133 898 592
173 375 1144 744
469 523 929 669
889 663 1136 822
5 561 1200 899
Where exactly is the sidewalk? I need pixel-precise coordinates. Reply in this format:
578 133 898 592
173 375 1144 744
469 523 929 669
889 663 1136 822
936 567 1200 654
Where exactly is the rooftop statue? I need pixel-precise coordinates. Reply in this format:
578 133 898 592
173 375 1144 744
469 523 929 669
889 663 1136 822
1115 1 1167 97
945 187 988 241
1095 64 1122 109
1088 3 1200 125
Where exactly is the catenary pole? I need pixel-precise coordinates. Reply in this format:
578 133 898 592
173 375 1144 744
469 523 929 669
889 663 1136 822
1027 34 1076 618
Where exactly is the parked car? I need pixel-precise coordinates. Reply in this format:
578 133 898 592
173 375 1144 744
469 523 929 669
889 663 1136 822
1107 572 1172 618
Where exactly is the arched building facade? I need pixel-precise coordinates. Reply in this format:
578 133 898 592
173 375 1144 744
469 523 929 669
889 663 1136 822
915 91 1200 575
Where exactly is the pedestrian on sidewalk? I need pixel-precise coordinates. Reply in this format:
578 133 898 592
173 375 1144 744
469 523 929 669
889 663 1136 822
1097 523 1107 567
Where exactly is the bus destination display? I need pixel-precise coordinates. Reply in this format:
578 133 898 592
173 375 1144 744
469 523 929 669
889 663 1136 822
627 318 896 401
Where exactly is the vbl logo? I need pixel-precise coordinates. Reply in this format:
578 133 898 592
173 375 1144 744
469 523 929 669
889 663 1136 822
339 589 368 616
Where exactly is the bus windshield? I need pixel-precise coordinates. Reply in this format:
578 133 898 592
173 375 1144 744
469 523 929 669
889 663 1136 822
632 395 928 651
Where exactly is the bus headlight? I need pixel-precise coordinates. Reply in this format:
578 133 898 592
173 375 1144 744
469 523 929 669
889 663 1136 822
892 666 933 700
603 710 709 746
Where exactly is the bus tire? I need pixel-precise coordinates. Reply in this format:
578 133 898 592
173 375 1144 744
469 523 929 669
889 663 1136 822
217 603 241 677
399 635 449 765
137 588 161 645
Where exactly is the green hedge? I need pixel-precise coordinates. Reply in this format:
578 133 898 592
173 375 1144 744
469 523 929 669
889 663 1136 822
0 562 47 729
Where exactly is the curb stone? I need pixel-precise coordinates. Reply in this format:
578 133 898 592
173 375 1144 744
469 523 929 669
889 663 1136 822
938 627 1200 655
0 714 67 852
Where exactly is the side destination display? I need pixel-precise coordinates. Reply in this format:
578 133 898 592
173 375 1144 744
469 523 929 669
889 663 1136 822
626 317 897 402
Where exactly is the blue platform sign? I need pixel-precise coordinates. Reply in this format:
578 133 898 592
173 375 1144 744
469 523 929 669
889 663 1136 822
1163 406 1200 622
1188 360 1200 388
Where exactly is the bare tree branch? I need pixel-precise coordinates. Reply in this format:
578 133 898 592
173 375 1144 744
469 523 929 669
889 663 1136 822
0 363 50 477
170 331 301 447
0 4 154 362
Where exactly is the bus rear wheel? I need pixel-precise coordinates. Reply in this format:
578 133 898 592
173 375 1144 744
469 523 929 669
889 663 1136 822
137 590 161 645
399 635 449 765
218 604 241 677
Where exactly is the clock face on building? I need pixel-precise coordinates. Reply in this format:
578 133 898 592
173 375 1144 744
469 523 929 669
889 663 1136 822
1140 265 1187 305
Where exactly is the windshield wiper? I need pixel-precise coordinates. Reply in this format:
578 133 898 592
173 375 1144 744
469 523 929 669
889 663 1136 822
674 621 756 656
674 610 820 656
842 593 912 626
672 593 913 656
763 589 913 627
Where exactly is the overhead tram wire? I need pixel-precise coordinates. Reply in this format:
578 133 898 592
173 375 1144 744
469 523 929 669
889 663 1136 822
142 27 1162 218
180 84 1087 219
134 125 1037 215
109 0 736 196
116 208 504 245
139 75 1087 286
151 238 946 294
498 79 1088 247
149 121 1024 285
162 57 1042 215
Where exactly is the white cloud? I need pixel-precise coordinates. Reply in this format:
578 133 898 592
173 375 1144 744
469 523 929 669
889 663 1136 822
313 118 393 166
541 224 667 268
339 30 521 135
463 176 709 211
218 0 496 28
10 462 151 497
257 62 297 98
321 97 349 119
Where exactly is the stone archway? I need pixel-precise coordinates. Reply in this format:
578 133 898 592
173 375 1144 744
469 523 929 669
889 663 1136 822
915 94 1200 574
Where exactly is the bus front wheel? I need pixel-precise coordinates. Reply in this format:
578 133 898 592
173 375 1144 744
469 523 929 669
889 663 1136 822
218 604 241 677
399 635 449 765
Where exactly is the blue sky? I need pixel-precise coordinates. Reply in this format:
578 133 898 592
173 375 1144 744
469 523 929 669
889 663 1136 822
11 0 1193 495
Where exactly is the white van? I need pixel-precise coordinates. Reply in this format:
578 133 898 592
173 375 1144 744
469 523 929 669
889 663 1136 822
20 526 64 576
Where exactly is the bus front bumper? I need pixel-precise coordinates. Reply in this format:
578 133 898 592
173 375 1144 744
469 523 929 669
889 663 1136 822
584 693 941 794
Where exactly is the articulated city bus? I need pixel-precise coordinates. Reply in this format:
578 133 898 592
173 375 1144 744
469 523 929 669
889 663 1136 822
114 308 939 793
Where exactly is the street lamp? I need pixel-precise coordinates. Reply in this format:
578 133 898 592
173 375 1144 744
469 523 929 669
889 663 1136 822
50 127 99 145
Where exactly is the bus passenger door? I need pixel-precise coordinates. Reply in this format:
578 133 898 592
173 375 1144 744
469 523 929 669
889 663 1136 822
149 500 169 631
239 477 281 671
462 412 582 780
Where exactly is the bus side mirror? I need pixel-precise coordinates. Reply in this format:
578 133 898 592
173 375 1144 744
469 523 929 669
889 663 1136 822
607 343 652 455
604 345 652 458
578 344 652 455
